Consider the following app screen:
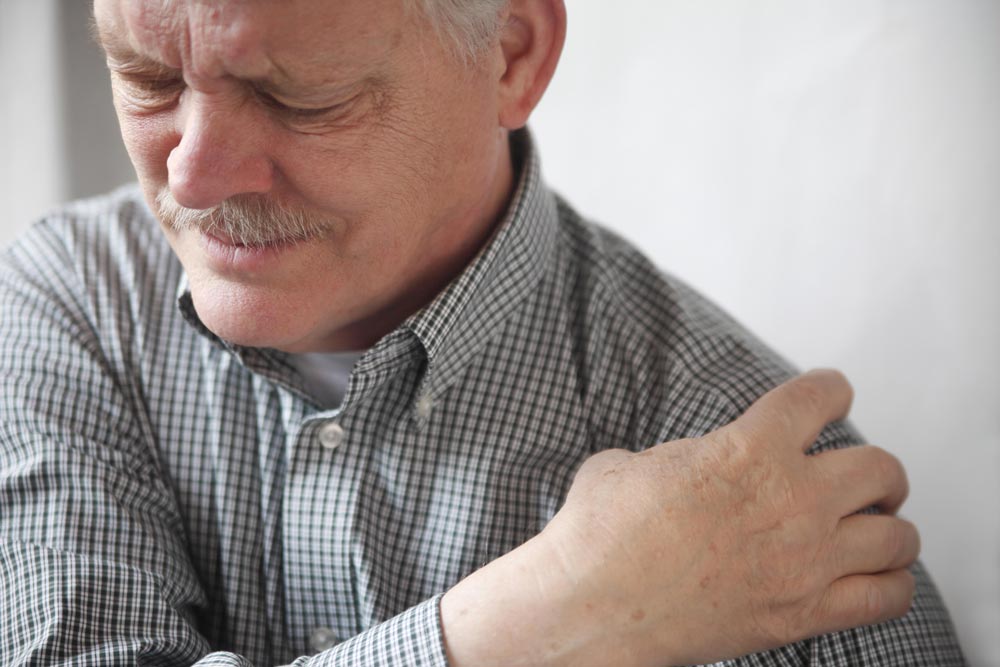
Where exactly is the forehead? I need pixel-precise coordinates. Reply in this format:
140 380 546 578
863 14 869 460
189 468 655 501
94 0 408 85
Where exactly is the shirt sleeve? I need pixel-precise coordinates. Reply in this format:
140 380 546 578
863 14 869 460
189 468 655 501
648 362 967 666
0 222 449 667
286 597 447 667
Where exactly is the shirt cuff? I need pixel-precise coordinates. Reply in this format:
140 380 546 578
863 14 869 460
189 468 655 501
194 654 254 666
297 594 449 667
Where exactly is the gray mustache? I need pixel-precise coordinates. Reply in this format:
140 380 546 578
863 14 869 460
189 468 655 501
155 190 330 248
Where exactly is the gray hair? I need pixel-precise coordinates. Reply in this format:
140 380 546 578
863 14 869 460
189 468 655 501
407 0 510 62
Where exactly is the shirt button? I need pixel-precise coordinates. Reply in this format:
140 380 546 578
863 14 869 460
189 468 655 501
310 626 338 652
318 421 345 450
415 393 434 420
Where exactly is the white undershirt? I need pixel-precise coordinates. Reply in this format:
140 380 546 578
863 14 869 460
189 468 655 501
287 350 365 410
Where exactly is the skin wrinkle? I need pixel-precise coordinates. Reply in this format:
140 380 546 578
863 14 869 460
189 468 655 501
103 1 482 129
126 0 185 71
96 1 505 68
102 29 375 107
94 0 515 352
127 1 390 99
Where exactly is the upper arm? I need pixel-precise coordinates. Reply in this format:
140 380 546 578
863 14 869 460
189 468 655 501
0 220 212 664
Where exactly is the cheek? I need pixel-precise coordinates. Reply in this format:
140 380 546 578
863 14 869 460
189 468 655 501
270 127 424 227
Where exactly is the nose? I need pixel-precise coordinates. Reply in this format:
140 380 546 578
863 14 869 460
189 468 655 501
167 90 274 210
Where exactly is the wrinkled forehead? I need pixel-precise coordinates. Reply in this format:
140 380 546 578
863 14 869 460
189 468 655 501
93 0 408 83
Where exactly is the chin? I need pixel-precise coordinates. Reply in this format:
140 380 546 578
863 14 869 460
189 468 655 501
187 278 324 352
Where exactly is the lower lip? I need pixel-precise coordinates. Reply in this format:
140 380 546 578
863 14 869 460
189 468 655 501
197 230 301 273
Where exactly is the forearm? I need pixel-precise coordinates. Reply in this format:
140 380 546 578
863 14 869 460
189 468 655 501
440 529 675 667
441 547 965 667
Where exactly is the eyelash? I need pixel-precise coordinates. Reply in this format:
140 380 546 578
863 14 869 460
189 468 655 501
114 72 184 106
255 90 349 120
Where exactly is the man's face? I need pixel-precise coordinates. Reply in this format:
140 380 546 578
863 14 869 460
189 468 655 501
93 0 513 352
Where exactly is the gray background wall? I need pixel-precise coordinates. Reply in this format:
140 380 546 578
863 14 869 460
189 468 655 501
1 0 134 226
1 1 998 664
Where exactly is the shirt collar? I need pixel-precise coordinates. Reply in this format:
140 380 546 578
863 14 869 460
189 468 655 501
176 128 558 405
400 128 558 398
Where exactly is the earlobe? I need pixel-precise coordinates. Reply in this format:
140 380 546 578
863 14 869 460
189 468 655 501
496 0 567 130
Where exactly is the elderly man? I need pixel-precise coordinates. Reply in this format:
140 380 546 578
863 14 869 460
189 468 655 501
0 0 964 665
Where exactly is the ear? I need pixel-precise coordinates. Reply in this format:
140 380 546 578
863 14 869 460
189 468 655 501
496 0 567 130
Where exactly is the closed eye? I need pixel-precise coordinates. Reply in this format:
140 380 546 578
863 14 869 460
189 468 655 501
125 76 184 93
111 70 185 109
254 89 352 120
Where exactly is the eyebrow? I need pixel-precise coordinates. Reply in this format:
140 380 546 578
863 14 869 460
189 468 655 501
89 13 123 59
91 19 172 74
258 55 383 102
90 14 382 101
107 53 182 77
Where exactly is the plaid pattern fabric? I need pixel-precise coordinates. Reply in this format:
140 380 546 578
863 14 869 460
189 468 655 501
0 131 964 666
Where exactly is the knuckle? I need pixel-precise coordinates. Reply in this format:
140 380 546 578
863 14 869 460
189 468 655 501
902 571 917 611
754 607 799 647
910 523 923 560
876 449 909 496
781 605 812 644
711 425 751 457
888 571 917 620
809 367 852 396
827 368 854 404
749 560 821 645
576 448 631 477
893 519 921 564
596 446 633 462
875 447 903 479
884 520 907 559
840 376 854 407
878 449 906 481
862 580 885 619
793 375 830 416
828 528 849 574
700 429 754 481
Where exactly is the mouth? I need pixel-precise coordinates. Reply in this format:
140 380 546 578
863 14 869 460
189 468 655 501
202 227 293 250
196 227 308 273
153 188 330 275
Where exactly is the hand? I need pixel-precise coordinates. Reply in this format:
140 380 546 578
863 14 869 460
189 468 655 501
441 369 919 667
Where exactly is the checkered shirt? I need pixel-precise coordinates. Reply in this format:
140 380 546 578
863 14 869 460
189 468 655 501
0 132 965 665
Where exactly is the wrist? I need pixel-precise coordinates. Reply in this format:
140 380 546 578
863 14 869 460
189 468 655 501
440 531 580 667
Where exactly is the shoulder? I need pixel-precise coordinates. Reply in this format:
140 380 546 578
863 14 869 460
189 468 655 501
3 184 174 285
1 187 189 429
2 185 182 331
548 196 821 448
